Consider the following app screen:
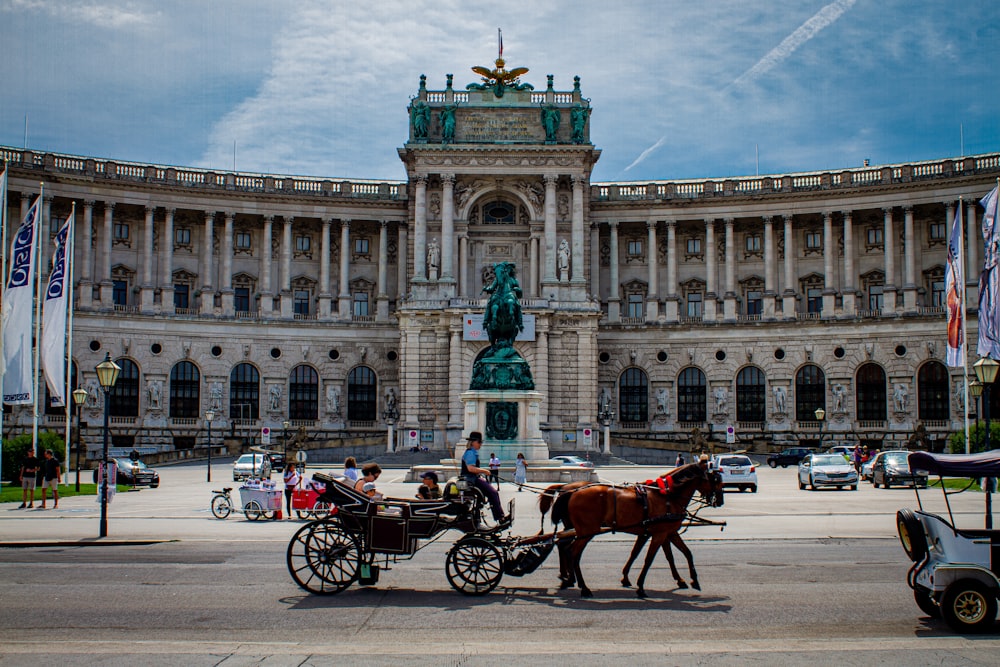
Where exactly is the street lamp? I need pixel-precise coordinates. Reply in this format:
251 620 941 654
814 407 826 448
282 419 291 465
205 409 216 483
973 357 998 529
382 399 399 454
95 352 121 538
72 387 88 492
970 378 984 452
598 394 615 456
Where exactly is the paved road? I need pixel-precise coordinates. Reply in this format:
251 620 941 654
0 461 997 665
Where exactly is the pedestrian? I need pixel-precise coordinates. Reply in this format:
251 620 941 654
514 452 527 491
488 452 501 488
460 432 508 527
40 449 61 509
342 456 359 483
283 462 301 517
675 453 685 467
19 450 40 508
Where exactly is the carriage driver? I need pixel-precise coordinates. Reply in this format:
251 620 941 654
461 432 510 527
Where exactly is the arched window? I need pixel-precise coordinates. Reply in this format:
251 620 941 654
170 361 200 419
677 367 706 423
289 365 319 420
795 364 826 421
348 366 377 421
736 366 766 422
856 363 887 421
109 359 139 417
917 361 949 421
619 368 648 423
229 363 259 421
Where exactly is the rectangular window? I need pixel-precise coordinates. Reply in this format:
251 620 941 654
627 294 644 318
112 280 128 306
353 292 369 317
687 292 703 317
746 290 762 315
686 238 702 254
869 284 884 310
930 280 945 307
745 235 761 252
627 240 643 256
807 287 823 313
354 238 369 254
113 222 129 241
235 231 252 249
295 235 311 252
867 227 883 245
174 284 189 309
293 289 310 315
805 231 821 249
175 228 191 245
234 287 251 312
929 222 945 241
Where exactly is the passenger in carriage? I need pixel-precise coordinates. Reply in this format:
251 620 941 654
416 471 442 499
354 463 382 497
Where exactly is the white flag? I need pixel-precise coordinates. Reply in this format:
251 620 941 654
2 197 40 405
41 213 72 406
978 185 1000 358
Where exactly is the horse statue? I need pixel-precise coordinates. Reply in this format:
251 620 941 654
482 261 523 353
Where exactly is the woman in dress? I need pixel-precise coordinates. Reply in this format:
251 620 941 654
342 457 359 483
514 452 527 491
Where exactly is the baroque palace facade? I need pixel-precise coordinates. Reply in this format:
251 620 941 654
3 64 999 455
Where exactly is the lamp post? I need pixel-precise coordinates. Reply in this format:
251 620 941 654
815 407 826 449
205 409 215 483
282 419 291 467
973 357 998 529
95 353 121 538
382 402 399 454
597 395 615 456
970 378 983 453
72 387 88 492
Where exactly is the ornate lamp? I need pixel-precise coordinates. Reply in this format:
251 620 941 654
205 409 216 482
72 387 89 491
95 353 121 538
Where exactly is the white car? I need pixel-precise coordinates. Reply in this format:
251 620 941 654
709 454 758 492
233 453 272 481
551 455 594 468
798 453 858 490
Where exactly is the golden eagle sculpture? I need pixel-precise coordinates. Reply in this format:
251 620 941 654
468 29 533 98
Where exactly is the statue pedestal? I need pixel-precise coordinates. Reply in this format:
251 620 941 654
457 389 548 462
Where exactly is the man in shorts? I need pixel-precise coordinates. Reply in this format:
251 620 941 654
40 449 61 509
19 450 40 508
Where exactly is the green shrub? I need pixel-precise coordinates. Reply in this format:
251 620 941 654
2 431 66 482
947 422 1000 454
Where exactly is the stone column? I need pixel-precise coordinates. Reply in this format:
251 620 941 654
458 233 469 297
883 207 897 313
571 175 586 285
199 211 216 314
704 219 718 321
139 206 156 312
903 205 918 312
440 174 455 284
530 233 541 298
448 327 463 428
841 210 856 315
279 217 293 317
542 175 558 287
607 221 620 322
822 212 836 316
536 324 550 424
219 212 235 315
78 200 95 308
260 216 273 315
762 216 776 318
588 224 599 301
99 203 114 308
318 217 333 319
664 219 678 322
377 220 390 320
40 196 53 272
966 199 980 283
723 218 737 320
338 219 352 318
781 214 796 319
397 222 408 299
646 218 658 321
160 208 175 314
413 177 427 282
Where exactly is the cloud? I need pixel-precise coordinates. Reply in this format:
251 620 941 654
3 0 156 29
728 0 857 90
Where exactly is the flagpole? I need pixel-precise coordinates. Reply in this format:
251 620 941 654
960 196 969 454
31 183 43 457
63 203 76 477
0 162 7 485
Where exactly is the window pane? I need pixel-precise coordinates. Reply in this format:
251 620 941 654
229 363 259 420
619 368 648 422
169 361 200 419
736 366 765 421
795 364 825 421
289 365 318 420
347 366 377 420
677 367 706 422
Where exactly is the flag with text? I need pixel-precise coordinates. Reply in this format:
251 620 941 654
41 213 72 406
2 197 40 404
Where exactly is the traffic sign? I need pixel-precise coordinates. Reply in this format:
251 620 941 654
726 425 735 444
295 450 307 463
261 427 271 445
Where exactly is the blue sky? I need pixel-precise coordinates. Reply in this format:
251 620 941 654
1 0 998 183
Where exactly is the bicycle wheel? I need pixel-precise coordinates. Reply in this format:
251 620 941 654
286 521 361 595
244 500 263 521
312 501 332 520
446 536 504 595
211 494 232 520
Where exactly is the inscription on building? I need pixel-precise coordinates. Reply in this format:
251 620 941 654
457 110 542 143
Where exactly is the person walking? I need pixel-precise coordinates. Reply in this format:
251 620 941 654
514 452 527 492
19 450 40 508
39 450 61 509
488 452 501 488
283 462 301 517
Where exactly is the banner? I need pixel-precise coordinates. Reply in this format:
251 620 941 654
41 213 73 406
978 185 1000 358
945 204 964 366
2 197 40 404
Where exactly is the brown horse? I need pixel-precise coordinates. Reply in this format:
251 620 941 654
549 463 723 598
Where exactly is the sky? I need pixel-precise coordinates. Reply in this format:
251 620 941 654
1 0 998 184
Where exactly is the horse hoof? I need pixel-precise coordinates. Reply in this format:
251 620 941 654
559 580 573 590
620 578 632 588
691 581 701 591
636 589 647 599
580 590 593 599
676 581 689 590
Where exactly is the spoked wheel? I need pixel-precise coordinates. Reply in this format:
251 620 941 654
244 500 263 521
286 521 361 595
446 536 505 595
312 501 332 520
941 579 998 633
211 495 232 520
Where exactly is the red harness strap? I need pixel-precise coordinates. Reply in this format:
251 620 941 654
642 474 675 495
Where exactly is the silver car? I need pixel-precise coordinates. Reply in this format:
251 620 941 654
710 454 758 492
798 453 858 490
233 453 272 481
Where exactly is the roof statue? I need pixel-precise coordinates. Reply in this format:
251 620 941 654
468 29 533 98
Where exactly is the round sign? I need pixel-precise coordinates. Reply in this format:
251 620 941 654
583 428 592 436
295 450 307 463
261 427 271 435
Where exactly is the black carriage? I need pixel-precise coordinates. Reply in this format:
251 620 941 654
286 473 553 596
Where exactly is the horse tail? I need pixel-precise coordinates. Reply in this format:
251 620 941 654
551 489 573 529
538 484 565 530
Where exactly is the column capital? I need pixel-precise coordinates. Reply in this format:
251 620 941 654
440 173 455 184
608 219 619 229
762 215 773 225
882 206 894 215
704 217 716 226
84 199 96 208
723 217 734 226
225 211 236 223
904 205 915 214
822 211 833 221
204 210 217 222
646 218 658 230
571 174 587 187
104 201 116 214
380 219 389 229
165 207 176 217
543 174 559 187
415 176 427 186
144 205 155 215
782 213 793 223
284 216 294 226
322 217 333 226
341 218 351 228
263 215 274 224
840 209 853 219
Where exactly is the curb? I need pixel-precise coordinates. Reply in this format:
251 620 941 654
0 539 178 548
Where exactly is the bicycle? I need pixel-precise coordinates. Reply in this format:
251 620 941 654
211 487 235 519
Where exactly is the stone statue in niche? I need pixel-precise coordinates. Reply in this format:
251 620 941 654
557 239 570 280
773 386 786 414
427 238 440 275
147 381 161 411
713 386 728 414
655 388 669 416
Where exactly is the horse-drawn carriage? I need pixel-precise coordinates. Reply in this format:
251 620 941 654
286 464 725 597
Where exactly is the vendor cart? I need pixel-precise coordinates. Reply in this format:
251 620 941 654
292 486 333 520
239 485 282 521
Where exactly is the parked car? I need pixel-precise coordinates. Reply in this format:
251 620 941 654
233 453 272 481
872 450 928 488
767 447 814 468
709 454 757 492
798 453 858 490
551 455 594 468
860 455 877 481
92 457 160 488
825 445 856 459
266 451 286 472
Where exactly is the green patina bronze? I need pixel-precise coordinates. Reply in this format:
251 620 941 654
470 262 535 391
486 401 518 440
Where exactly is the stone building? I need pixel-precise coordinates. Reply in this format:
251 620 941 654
2 61 998 455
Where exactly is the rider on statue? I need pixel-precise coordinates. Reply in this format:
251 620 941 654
471 262 535 390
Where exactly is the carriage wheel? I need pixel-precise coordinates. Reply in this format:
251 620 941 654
312 501 332 520
211 495 232 520
286 521 361 595
244 500 263 521
446 536 504 596
941 579 997 633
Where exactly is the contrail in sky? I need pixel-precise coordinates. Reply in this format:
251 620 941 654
624 135 667 172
